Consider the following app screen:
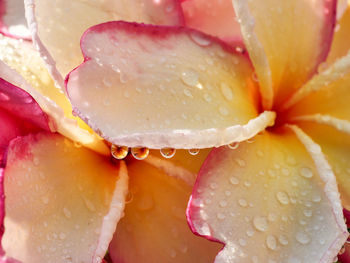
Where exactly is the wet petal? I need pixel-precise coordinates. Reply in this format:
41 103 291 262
109 160 221 263
66 21 275 149
0 0 30 40
188 127 348 263
285 53 350 122
0 34 109 155
295 121 350 210
24 0 183 90
327 3 350 64
233 0 337 109
2 132 128 263
181 0 242 45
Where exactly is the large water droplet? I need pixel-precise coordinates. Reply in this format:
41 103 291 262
131 147 149 160
278 235 289 245
111 145 129 160
63 207 72 219
266 235 277 250
276 191 289 205
253 216 268 232
299 167 313 178
190 31 212 46
181 69 199 87
220 83 233 101
160 148 176 158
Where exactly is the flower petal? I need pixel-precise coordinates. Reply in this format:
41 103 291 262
24 0 184 90
0 0 30 40
294 121 350 210
188 127 348 263
327 3 350 64
66 21 275 149
0 34 109 155
109 160 221 263
284 53 350 121
2 132 128 263
232 0 337 109
181 0 242 45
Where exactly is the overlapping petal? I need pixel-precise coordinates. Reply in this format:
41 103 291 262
109 160 221 263
66 21 275 149
2 132 128 263
181 0 242 46
188 127 348 263
24 0 184 90
0 0 30 40
232 0 337 109
0 34 109 155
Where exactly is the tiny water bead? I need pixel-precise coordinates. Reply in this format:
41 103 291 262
160 148 176 159
111 145 129 160
131 147 150 160
188 149 200 155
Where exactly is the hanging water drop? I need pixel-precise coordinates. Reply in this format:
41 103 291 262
160 148 176 158
111 145 129 160
188 148 200 155
131 147 149 160
228 142 239 150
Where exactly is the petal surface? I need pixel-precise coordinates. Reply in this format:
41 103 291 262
188 127 348 263
232 0 337 109
295 122 350 210
25 0 183 90
181 0 242 45
0 0 30 39
0 34 109 155
109 160 221 263
2 132 128 263
66 21 275 149
285 53 350 122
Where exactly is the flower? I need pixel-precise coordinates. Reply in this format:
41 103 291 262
0 0 350 263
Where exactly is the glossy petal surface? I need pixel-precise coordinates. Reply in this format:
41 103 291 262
181 0 242 45
25 0 183 89
3 133 128 263
0 0 30 39
232 0 336 109
0 35 109 155
67 21 275 148
188 128 347 263
296 122 350 210
109 160 221 263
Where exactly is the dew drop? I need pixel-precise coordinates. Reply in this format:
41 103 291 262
183 88 193 98
181 69 199 87
160 148 176 158
295 231 311 244
190 31 212 46
59 232 66 240
228 142 239 150
299 167 313 178
203 93 212 102
219 106 229 116
131 147 149 160
217 212 226 220
188 148 200 155
253 216 268 232
266 235 277 250
219 200 228 207
111 145 129 160
239 238 247 246
63 207 72 219
220 83 233 101
102 77 112 87
238 199 248 207
276 191 289 205
229 177 239 185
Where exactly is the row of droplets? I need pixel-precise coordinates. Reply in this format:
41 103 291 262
110 145 200 160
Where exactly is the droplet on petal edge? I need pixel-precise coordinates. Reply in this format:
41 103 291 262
111 145 129 160
131 147 149 160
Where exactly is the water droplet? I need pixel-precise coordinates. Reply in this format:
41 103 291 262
188 149 200 155
131 147 149 160
228 142 239 150
299 167 313 178
217 213 226 220
303 209 313 217
266 235 277 250
268 213 277 222
253 216 268 232
295 231 311 244
256 150 264 157
160 148 176 158
33 157 40 166
219 200 227 207
63 207 72 219
190 31 212 46
235 158 246 167
111 145 129 160
41 196 49 205
220 83 233 101
229 177 239 185
219 106 229 116
59 232 66 240
183 88 193 98
238 199 248 207
246 229 254 237
276 191 289 205
278 235 289 245
203 93 212 102
239 238 247 246
102 77 112 87
84 198 96 212
181 69 199 87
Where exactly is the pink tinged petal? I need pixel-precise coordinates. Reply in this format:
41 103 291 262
0 36 109 155
24 0 184 91
2 132 129 263
188 127 348 263
66 21 275 149
181 0 242 46
232 0 337 110
109 160 221 263
0 0 30 40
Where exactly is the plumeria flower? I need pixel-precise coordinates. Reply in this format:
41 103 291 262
0 0 349 263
